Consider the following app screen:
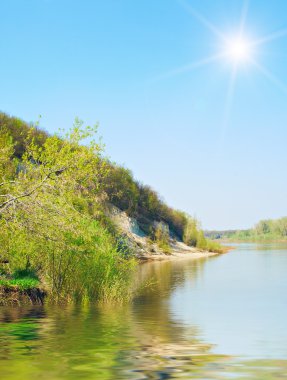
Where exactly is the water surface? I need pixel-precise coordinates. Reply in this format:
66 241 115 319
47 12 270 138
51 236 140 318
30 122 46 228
1 243 287 379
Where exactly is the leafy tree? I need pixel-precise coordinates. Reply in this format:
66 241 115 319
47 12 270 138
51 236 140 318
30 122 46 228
0 119 135 303
255 220 271 235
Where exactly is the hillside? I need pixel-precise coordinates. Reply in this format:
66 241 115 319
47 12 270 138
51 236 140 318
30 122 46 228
0 112 223 304
0 113 188 240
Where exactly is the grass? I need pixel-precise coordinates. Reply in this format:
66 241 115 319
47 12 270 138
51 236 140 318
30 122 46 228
0 277 40 291
0 268 40 291
195 232 225 254
157 240 172 254
205 240 226 253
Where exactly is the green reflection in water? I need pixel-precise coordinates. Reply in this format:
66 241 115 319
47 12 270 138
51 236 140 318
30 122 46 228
0 250 286 379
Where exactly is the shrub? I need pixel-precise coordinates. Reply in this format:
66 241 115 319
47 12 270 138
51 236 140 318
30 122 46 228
183 218 199 246
196 230 207 250
152 222 171 254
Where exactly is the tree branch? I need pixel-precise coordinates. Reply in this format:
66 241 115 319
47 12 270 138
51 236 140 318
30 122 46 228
0 167 66 213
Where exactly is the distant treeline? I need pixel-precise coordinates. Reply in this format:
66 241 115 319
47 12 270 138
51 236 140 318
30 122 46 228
205 230 240 240
206 217 287 241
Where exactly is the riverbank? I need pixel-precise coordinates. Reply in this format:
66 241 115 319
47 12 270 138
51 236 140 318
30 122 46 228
0 242 226 305
0 285 46 306
137 241 227 261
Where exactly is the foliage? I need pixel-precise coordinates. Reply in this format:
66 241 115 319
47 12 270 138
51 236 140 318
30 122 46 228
220 217 287 242
183 217 224 253
0 112 48 158
196 230 207 250
0 116 135 303
152 222 171 254
0 278 40 291
1 111 191 244
0 110 224 307
183 217 199 246
205 240 225 253
102 165 140 214
103 163 190 240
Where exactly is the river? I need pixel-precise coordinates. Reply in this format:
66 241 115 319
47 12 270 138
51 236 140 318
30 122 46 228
0 243 287 379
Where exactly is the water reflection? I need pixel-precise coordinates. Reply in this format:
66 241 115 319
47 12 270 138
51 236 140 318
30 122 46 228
0 304 226 379
0 245 287 379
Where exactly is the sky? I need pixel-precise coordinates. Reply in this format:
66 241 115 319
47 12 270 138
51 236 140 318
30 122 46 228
1 0 287 230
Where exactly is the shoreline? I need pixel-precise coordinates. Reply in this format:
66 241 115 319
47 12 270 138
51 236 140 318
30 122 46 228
138 250 222 262
138 241 227 262
0 286 46 306
0 244 228 306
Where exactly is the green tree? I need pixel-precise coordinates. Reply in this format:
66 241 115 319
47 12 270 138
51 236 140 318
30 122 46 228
0 120 135 303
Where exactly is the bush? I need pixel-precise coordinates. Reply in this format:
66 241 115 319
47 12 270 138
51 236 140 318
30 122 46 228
205 240 224 253
183 218 199 246
196 230 207 250
152 222 171 254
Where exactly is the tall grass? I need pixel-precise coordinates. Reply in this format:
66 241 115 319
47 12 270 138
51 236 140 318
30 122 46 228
196 231 224 253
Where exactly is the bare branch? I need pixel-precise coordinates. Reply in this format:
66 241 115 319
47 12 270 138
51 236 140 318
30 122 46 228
0 167 67 213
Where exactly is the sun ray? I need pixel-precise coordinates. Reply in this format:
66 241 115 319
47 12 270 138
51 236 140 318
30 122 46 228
219 63 238 147
168 0 287 136
252 28 287 47
177 0 227 42
239 0 250 37
250 58 287 94
152 53 226 82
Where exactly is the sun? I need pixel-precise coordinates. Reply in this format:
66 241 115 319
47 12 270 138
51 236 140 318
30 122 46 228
162 1 287 96
225 36 252 63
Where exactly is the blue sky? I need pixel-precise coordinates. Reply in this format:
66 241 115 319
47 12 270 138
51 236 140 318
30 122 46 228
1 0 287 229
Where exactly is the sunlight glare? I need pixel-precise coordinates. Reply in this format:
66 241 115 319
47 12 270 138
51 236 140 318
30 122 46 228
225 36 251 63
